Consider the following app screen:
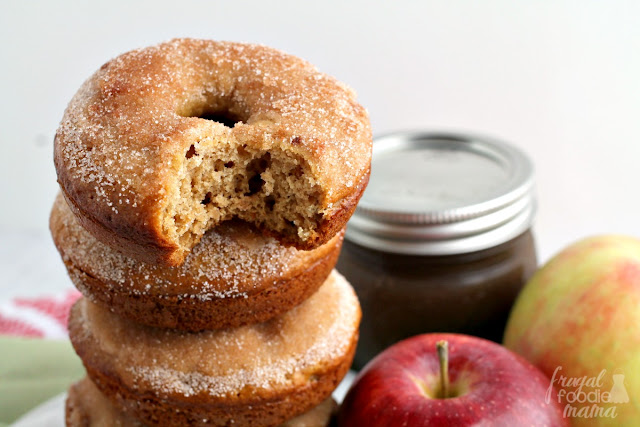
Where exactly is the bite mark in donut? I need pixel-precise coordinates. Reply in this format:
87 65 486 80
55 39 372 265
164 119 325 259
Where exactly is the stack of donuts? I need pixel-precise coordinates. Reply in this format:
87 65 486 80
51 39 372 426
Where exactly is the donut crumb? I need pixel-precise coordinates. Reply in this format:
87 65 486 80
163 136 323 255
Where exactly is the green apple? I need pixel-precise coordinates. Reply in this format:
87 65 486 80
504 235 640 426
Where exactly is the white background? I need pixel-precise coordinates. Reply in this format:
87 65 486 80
1 1 639 297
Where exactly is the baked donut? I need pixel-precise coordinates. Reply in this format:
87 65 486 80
68 271 360 427
51 192 343 330
66 377 337 427
54 38 372 266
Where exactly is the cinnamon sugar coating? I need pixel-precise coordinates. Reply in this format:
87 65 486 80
51 193 342 330
54 38 372 265
69 271 360 427
65 377 337 427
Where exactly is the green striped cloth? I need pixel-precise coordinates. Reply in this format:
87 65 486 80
0 337 84 426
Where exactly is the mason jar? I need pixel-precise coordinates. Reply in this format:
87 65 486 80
337 131 538 369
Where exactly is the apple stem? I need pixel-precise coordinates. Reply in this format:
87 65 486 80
436 340 449 398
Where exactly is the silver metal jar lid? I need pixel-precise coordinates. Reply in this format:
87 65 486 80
346 131 536 255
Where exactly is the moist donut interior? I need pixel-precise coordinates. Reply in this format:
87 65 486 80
163 112 324 253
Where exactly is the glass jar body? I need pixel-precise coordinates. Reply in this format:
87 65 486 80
337 230 537 369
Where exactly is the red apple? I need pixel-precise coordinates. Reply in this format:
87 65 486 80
338 333 567 426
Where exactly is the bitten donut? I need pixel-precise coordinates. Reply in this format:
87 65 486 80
68 271 360 427
51 192 343 331
65 377 337 427
54 38 372 266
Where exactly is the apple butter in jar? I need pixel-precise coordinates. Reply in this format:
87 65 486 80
337 132 538 369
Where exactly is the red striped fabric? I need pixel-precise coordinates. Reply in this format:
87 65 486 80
0 290 81 338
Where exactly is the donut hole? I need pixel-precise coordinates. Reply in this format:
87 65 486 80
179 96 246 129
198 111 242 128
